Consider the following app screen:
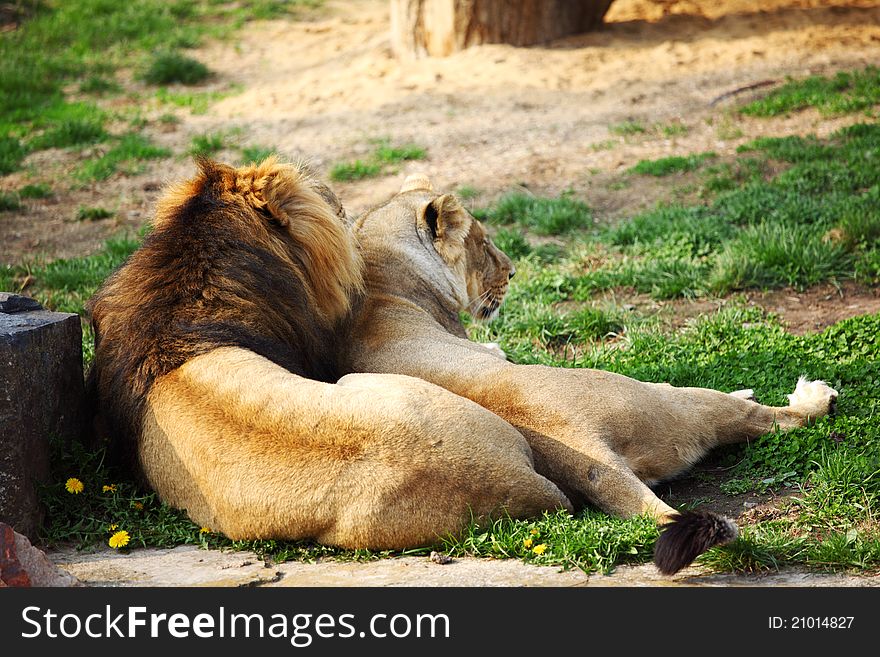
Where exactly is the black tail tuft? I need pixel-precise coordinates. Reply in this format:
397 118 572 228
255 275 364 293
653 510 739 575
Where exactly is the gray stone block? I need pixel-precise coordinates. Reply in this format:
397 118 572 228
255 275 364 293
0 294 86 541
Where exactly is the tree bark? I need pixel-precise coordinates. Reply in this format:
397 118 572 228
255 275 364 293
391 0 615 58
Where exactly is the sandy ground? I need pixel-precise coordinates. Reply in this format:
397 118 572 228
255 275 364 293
196 0 880 212
3 0 880 265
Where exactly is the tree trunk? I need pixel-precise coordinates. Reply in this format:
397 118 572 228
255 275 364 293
391 0 615 58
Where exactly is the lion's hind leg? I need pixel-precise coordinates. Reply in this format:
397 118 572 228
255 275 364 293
542 440 739 576
708 377 838 446
651 377 837 574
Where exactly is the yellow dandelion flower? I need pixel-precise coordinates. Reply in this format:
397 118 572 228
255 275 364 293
132 501 144 510
109 530 130 549
102 484 117 493
529 528 540 536
199 527 212 534
532 543 547 555
65 478 84 494
522 538 533 548
107 524 118 532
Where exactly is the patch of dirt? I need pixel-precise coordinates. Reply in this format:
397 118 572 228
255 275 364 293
656 451 798 522
747 281 880 334
585 281 880 337
3 0 880 265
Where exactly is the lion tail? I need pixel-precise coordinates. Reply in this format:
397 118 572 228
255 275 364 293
653 511 739 575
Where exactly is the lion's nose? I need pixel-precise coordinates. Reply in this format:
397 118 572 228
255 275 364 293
508 268 516 280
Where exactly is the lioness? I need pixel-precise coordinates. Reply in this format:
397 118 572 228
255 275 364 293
85 159 570 549
344 174 839 573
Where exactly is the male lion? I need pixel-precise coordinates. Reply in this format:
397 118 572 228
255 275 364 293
85 158 569 549
343 174 839 574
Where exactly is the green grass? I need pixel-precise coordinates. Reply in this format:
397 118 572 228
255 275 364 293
29 117 108 150
373 141 427 164
702 157 769 194
516 122 880 300
590 139 619 152
247 0 323 19
741 67 880 117
41 435 418 563
0 191 21 211
0 1 205 173
189 132 226 157
630 152 716 177
154 86 240 115
0 1 307 175
0 1 312 122
709 222 851 292
837 206 880 249
657 120 689 137
441 509 658 574
473 193 593 236
140 51 210 85
466 303 880 573
606 204 734 252
329 138 428 182
502 304 624 349
21 128 880 577
4 234 141 361
19 183 53 199
491 228 532 260
41 439 223 551
329 160 382 182
489 231 564 264
79 75 122 96
0 135 28 174
240 144 278 165
76 133 171 182
76 206 114 222
455 185 480 201
0 183 52 212
609 120 646 136
603 120 688 142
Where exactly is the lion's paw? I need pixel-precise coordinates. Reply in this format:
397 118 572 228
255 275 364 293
481 342 507 360
729 388 756 402
787 377 838 420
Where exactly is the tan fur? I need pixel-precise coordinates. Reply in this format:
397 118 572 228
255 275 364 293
87 159 569 549
153 156 361 322
144 348 569 547
345 180 839 525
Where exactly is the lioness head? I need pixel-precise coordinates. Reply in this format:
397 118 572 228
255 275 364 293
357 174 515 321
462 212 516 321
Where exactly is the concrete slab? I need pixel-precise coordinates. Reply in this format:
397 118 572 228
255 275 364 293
47 546 880 588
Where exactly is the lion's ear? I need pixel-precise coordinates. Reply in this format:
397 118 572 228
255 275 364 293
236 157 296 227
423 194 471 249
400 174 433 193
